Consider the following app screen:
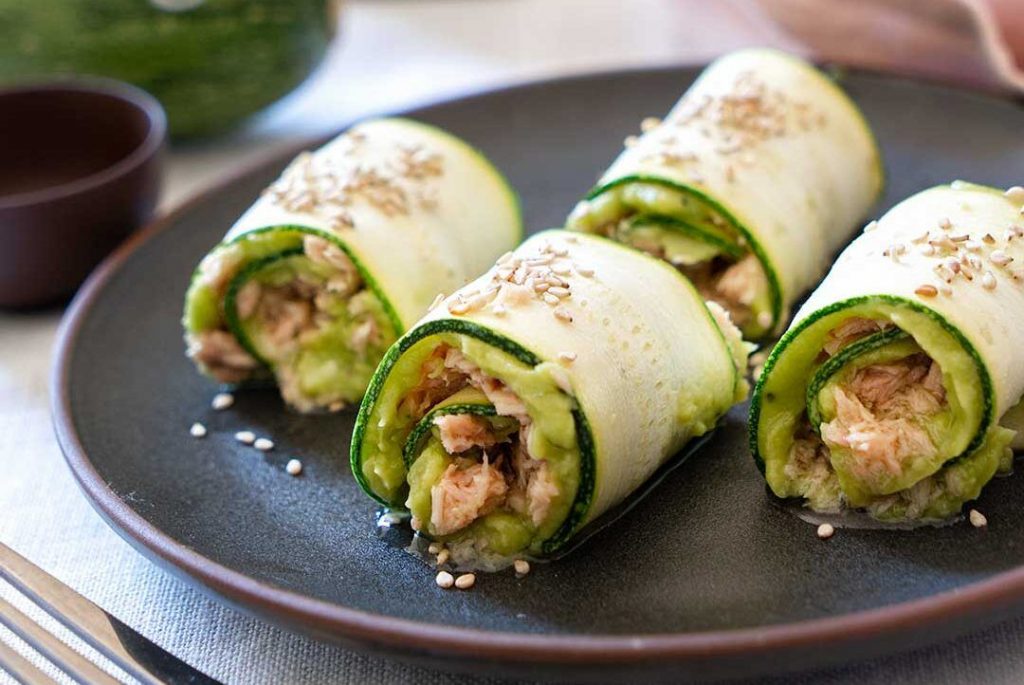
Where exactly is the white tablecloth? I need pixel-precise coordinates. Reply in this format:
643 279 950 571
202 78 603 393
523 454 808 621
4 2 1024 682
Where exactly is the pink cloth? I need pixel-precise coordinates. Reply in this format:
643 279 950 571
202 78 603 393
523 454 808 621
758 0 1024 92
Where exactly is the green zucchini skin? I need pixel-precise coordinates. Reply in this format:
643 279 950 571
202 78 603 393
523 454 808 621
750 182 1024 520
350 318 545 507
351 230 746 560
402 403 499 469
568 49 884 339
804 327 910 433
182 118 522 411
351 318 600 557
587 174 786 336
0 0 333 138
749 294 995 470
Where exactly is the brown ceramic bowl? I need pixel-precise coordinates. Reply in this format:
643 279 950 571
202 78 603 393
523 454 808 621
0 79 165 308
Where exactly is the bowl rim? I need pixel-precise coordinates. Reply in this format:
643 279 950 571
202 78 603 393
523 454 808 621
0 77 167 211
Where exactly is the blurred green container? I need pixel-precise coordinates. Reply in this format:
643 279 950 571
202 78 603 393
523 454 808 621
0 0 337 139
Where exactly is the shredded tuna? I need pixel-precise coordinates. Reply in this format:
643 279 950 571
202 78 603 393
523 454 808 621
430 455 509 536
405 350 564 537
187 330 259 383
714 254 761 309
434 414 505 454
820 354 945 481
821 317 888 357
443 348 529 423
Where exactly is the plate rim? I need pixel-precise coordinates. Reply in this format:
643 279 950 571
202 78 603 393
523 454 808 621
50 64 1024 667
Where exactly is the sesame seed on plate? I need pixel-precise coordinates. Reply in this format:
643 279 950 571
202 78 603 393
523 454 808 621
553 309 573 323
558 351 577 363
286 459 303 476
624 135 639 148
938 217 952 230
455 573 476 590
190 422 207 438
969 509 987 528
817 523 835 539
234 431 255 445
982 272 997 290
211 393 234 410
757 311 773 329
435 571 454 589
254 438 274 451
914 284 938 298
514 559 531 576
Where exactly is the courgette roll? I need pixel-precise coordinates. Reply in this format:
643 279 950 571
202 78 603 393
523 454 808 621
566 48 884 339
352 230 748 567
751 182 1024 522
183 118 521 412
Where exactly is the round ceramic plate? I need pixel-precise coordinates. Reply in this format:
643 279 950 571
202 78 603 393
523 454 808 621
53 66 1024 681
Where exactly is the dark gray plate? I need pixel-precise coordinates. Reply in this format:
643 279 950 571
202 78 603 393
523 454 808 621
53 66 1024 682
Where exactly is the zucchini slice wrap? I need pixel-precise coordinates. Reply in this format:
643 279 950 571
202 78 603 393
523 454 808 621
566 48 884 339
352 230 748 568
182 118 522 412
751 182 1024 522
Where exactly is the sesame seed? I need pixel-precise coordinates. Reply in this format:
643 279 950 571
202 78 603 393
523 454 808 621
189 422 207 438
982 272 997 290
817 523 835 539
624 135 639 148
436 549 450 566
211 393 234 411
640 116 661 132
863 220 878 233
454 573 476 590
939 217 952 230
914 284 938 298
447 299 469 315
965 240 983 252
427 542 442 554
285 459 303 476
983 233 996 244
435 571 454 589
969 509 987 528
991 250 1013 266
533 281 550 293
254 437 274 451
542 292 559 306
554 309 573 323
234 431 256 445
577 267 594 277
757 311 773 329
514 559 531 576
558 351 577 363
548 286 571 297
492 304 507 317
1005 186 1024 204
940 285 953 296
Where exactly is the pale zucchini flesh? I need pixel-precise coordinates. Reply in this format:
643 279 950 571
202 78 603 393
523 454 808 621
752 183 1024 521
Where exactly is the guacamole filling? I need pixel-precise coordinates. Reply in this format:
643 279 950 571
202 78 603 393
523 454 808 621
758 302 1014 521
568 181 773 337
184 230 397 412
360 333 580 565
